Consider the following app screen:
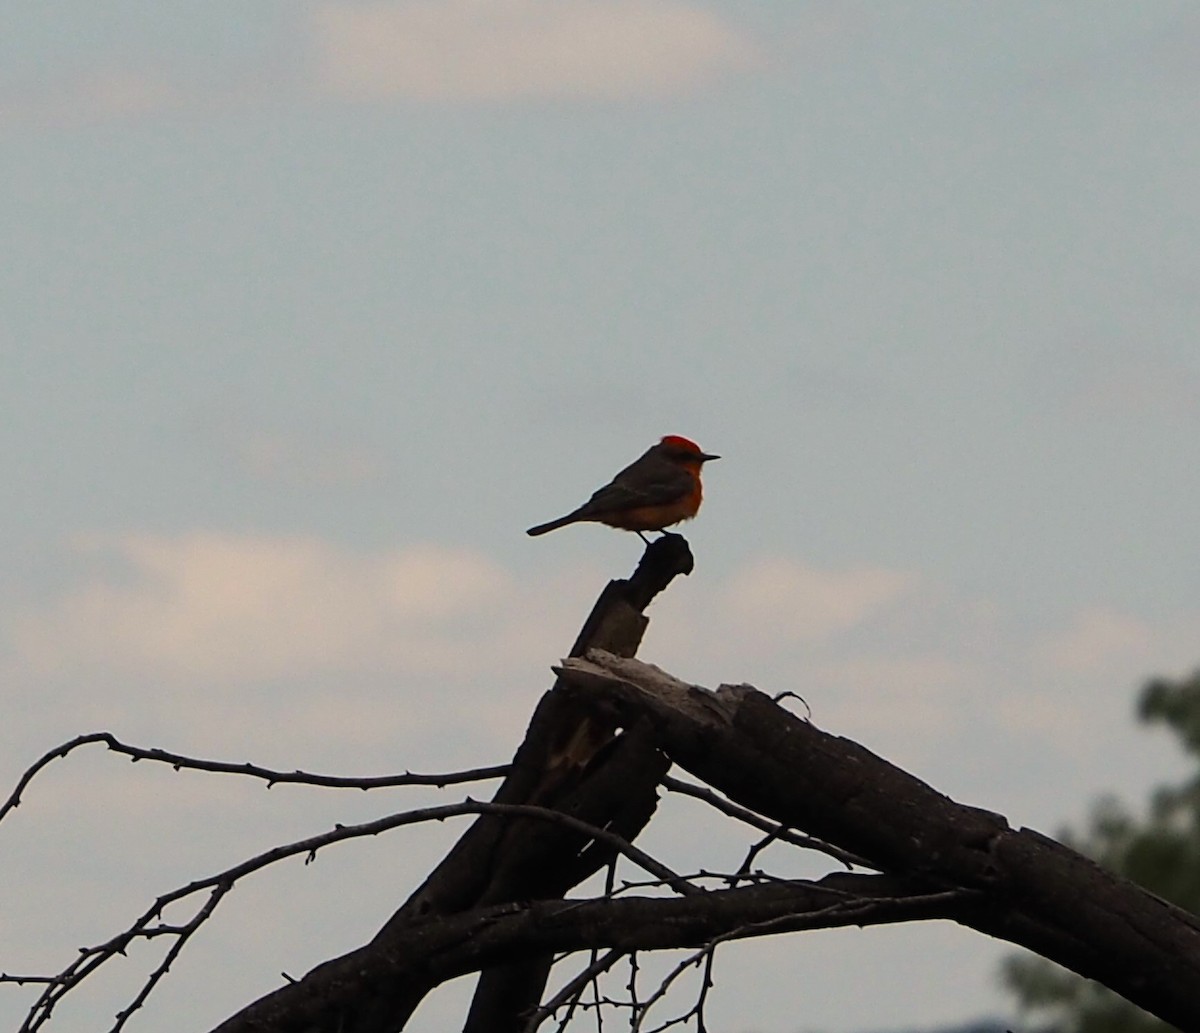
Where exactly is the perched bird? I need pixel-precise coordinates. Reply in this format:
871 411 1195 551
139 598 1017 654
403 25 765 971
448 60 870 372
526 435 719 541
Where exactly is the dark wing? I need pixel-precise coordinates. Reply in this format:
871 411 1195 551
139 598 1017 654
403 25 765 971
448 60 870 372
568 452 692 520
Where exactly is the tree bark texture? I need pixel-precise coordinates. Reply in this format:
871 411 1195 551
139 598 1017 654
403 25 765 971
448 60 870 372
212 536 695 1033
557 651 1200 1032
210 544 1200 1032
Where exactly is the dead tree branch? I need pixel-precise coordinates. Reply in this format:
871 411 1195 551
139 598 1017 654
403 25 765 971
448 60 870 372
10 797 694 1033
210 878 978 1033
9 535 1197 1032
659 774 870 870
0 732 508 827
209 535 698 1033
557 650 1200 1031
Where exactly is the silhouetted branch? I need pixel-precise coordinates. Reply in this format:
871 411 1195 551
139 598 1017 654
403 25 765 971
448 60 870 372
0 731 508 826
11 799 684 1032
660 774 870 870
211 878 978 1033
557 650 1200 1031
9 542 1198 1033
521 948 625 1033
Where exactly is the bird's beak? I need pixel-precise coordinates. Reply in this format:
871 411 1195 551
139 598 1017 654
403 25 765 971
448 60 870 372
699 452 720 462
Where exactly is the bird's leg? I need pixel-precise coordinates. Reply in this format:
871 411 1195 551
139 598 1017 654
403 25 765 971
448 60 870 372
636 530 651 544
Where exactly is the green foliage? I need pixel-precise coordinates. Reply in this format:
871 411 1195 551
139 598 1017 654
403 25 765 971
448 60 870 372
1002 669 1200 1033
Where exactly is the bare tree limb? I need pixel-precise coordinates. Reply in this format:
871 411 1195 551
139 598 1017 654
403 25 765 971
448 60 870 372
659 774 871 870
206 536 698 1033
209 879 978 1033
12 799 685 1032
557 650 1200 1031
0 732 508 827
521 949 625 1033
11 543 1198 1033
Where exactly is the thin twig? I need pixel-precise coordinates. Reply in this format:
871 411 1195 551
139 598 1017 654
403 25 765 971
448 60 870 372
631 889 977 1032
632 950 705 1033
613 869 796 897
0 732 509 826
523 950 625 1033
695 949 716 1032
627 951 641 1021
13 798 689 1030
734 831 782 882
660 775 872 870
591 861 620 1033
109 882 230 1033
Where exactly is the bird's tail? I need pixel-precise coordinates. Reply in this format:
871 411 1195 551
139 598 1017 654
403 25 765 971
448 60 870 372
525 514 578 536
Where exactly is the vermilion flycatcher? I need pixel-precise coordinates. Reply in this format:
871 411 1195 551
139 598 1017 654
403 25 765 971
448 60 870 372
526 435 719 541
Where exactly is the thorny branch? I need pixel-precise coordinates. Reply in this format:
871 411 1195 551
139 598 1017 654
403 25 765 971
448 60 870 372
628 889 976 1033
9 643 1200 1031
0 733 961 1033
110 882 230 1033
521 949 625 1033
660 775 871 871
3 796 689 1031
505 886 981 1033
0 731 510 826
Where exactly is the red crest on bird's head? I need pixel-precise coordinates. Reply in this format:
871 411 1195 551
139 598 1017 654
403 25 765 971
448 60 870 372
657 435 719 463
660 435 701 453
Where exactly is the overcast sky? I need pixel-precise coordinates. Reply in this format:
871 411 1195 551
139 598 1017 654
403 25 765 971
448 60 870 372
3 3 1199 1031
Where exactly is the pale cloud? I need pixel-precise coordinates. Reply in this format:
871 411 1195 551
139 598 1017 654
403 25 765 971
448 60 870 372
1037 606 1200 685
233 432 384 486
643 555 945 760
66 68 181 119
992 692 1094 751
0 61 302 131
30 536 1200 777
309 0 760 103
10 533 514 683
0 1 760 130
1039 607 1157 675
0 67 184 128
191 406 388 486
721 557 913 643
805 653 974 745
